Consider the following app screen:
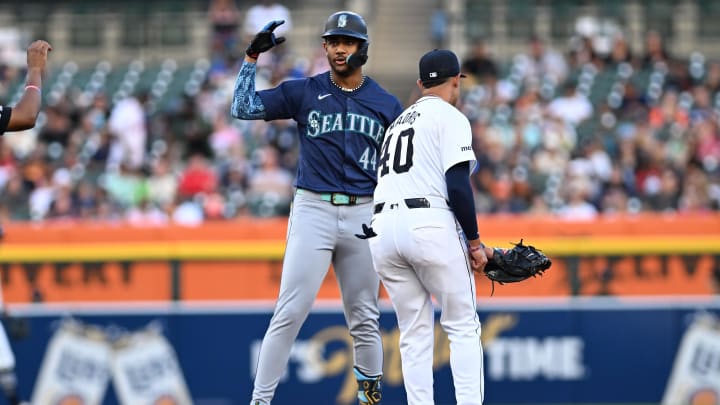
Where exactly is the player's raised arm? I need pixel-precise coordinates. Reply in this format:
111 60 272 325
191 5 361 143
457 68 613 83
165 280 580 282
230 60 266 120
230 20 285 120
4 40 52 132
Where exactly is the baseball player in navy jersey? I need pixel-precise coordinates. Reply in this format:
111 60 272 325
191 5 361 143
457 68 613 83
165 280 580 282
0 39 52 405
368 49 493 405
231 11 403 405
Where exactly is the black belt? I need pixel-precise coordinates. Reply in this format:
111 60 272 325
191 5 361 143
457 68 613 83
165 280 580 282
374 198 431 214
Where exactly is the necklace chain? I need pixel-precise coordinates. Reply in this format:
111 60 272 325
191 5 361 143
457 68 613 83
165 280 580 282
330 73 365 92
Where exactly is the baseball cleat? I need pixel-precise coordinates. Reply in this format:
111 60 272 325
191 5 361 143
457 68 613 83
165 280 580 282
354 366 382 404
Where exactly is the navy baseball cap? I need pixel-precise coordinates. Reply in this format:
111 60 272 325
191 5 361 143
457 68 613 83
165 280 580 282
419 49 466 83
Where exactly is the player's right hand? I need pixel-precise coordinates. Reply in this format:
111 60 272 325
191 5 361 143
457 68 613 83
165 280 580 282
27 40 52 71
246 20 286 59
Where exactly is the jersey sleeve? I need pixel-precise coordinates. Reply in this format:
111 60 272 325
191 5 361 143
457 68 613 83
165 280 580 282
230 61 266 120
0 105 11 135
440 108 476 173
257 79 305 121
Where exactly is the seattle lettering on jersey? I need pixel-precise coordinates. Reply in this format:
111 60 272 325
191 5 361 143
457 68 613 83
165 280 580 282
307 110 385 144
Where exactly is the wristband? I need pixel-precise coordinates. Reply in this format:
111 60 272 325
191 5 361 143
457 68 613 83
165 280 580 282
25 85 41 93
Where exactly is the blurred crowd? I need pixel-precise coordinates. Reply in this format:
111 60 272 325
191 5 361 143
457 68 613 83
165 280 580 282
460 26 720 218
0 4 719 224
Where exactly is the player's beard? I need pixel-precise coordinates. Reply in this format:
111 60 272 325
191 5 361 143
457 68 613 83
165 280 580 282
333 65 359 78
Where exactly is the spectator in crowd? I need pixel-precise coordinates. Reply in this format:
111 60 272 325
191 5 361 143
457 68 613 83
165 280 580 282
242 0 293 71
177 153 218 199
242 1 292 40
546 80 594 126
146 157 178 212
246 146 293 217
641 30 672 69
75 180 100 219
0 173 30 221
102 162 147 210
461 38 499 86
558 181 599 220
704 60 720 94
208 0 242 59
209 112 243 159
126 198 169 226
107 91 149 171
171 195 204 226
37 105 72 147
605 33 634 69
518 35 569 87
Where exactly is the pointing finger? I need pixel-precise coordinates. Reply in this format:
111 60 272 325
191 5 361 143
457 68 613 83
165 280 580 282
264 19 285 32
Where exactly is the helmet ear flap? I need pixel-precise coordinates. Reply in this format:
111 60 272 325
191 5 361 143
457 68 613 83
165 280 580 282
346 41 369 68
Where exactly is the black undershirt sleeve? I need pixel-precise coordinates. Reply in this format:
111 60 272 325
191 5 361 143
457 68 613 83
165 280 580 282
0 106 12 135
445 161 479 241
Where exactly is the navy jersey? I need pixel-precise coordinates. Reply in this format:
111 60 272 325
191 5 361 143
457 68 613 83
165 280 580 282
0 105 12 135
258 72 402 195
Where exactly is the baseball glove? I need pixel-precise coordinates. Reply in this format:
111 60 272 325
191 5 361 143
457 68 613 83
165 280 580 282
482 239 551 293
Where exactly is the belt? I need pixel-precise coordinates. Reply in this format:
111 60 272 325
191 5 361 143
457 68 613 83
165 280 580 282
373 198 431 214
296 189 372 206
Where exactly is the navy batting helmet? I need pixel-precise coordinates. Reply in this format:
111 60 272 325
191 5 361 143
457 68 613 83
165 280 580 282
321 11 368 41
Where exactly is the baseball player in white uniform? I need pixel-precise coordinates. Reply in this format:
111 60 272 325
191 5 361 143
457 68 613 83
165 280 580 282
367 49 491 405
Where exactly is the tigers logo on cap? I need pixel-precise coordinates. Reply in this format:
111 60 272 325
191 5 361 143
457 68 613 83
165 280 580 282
338 14 347 27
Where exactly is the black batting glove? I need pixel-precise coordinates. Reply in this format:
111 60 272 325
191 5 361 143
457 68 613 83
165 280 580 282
246 20 286 59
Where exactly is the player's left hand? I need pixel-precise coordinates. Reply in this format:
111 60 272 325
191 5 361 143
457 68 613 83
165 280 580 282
483 239 551 284
246 20 286 59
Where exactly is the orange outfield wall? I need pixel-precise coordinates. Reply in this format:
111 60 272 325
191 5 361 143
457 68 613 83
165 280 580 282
0 213 719 303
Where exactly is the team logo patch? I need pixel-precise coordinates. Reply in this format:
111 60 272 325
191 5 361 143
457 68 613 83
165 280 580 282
338 14 347 28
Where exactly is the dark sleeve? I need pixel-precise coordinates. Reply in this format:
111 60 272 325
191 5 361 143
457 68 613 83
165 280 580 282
0 106 12 135
257 79 305 121
446 161 479 241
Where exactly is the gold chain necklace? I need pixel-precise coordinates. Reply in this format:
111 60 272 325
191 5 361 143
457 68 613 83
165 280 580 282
330 73 365 92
